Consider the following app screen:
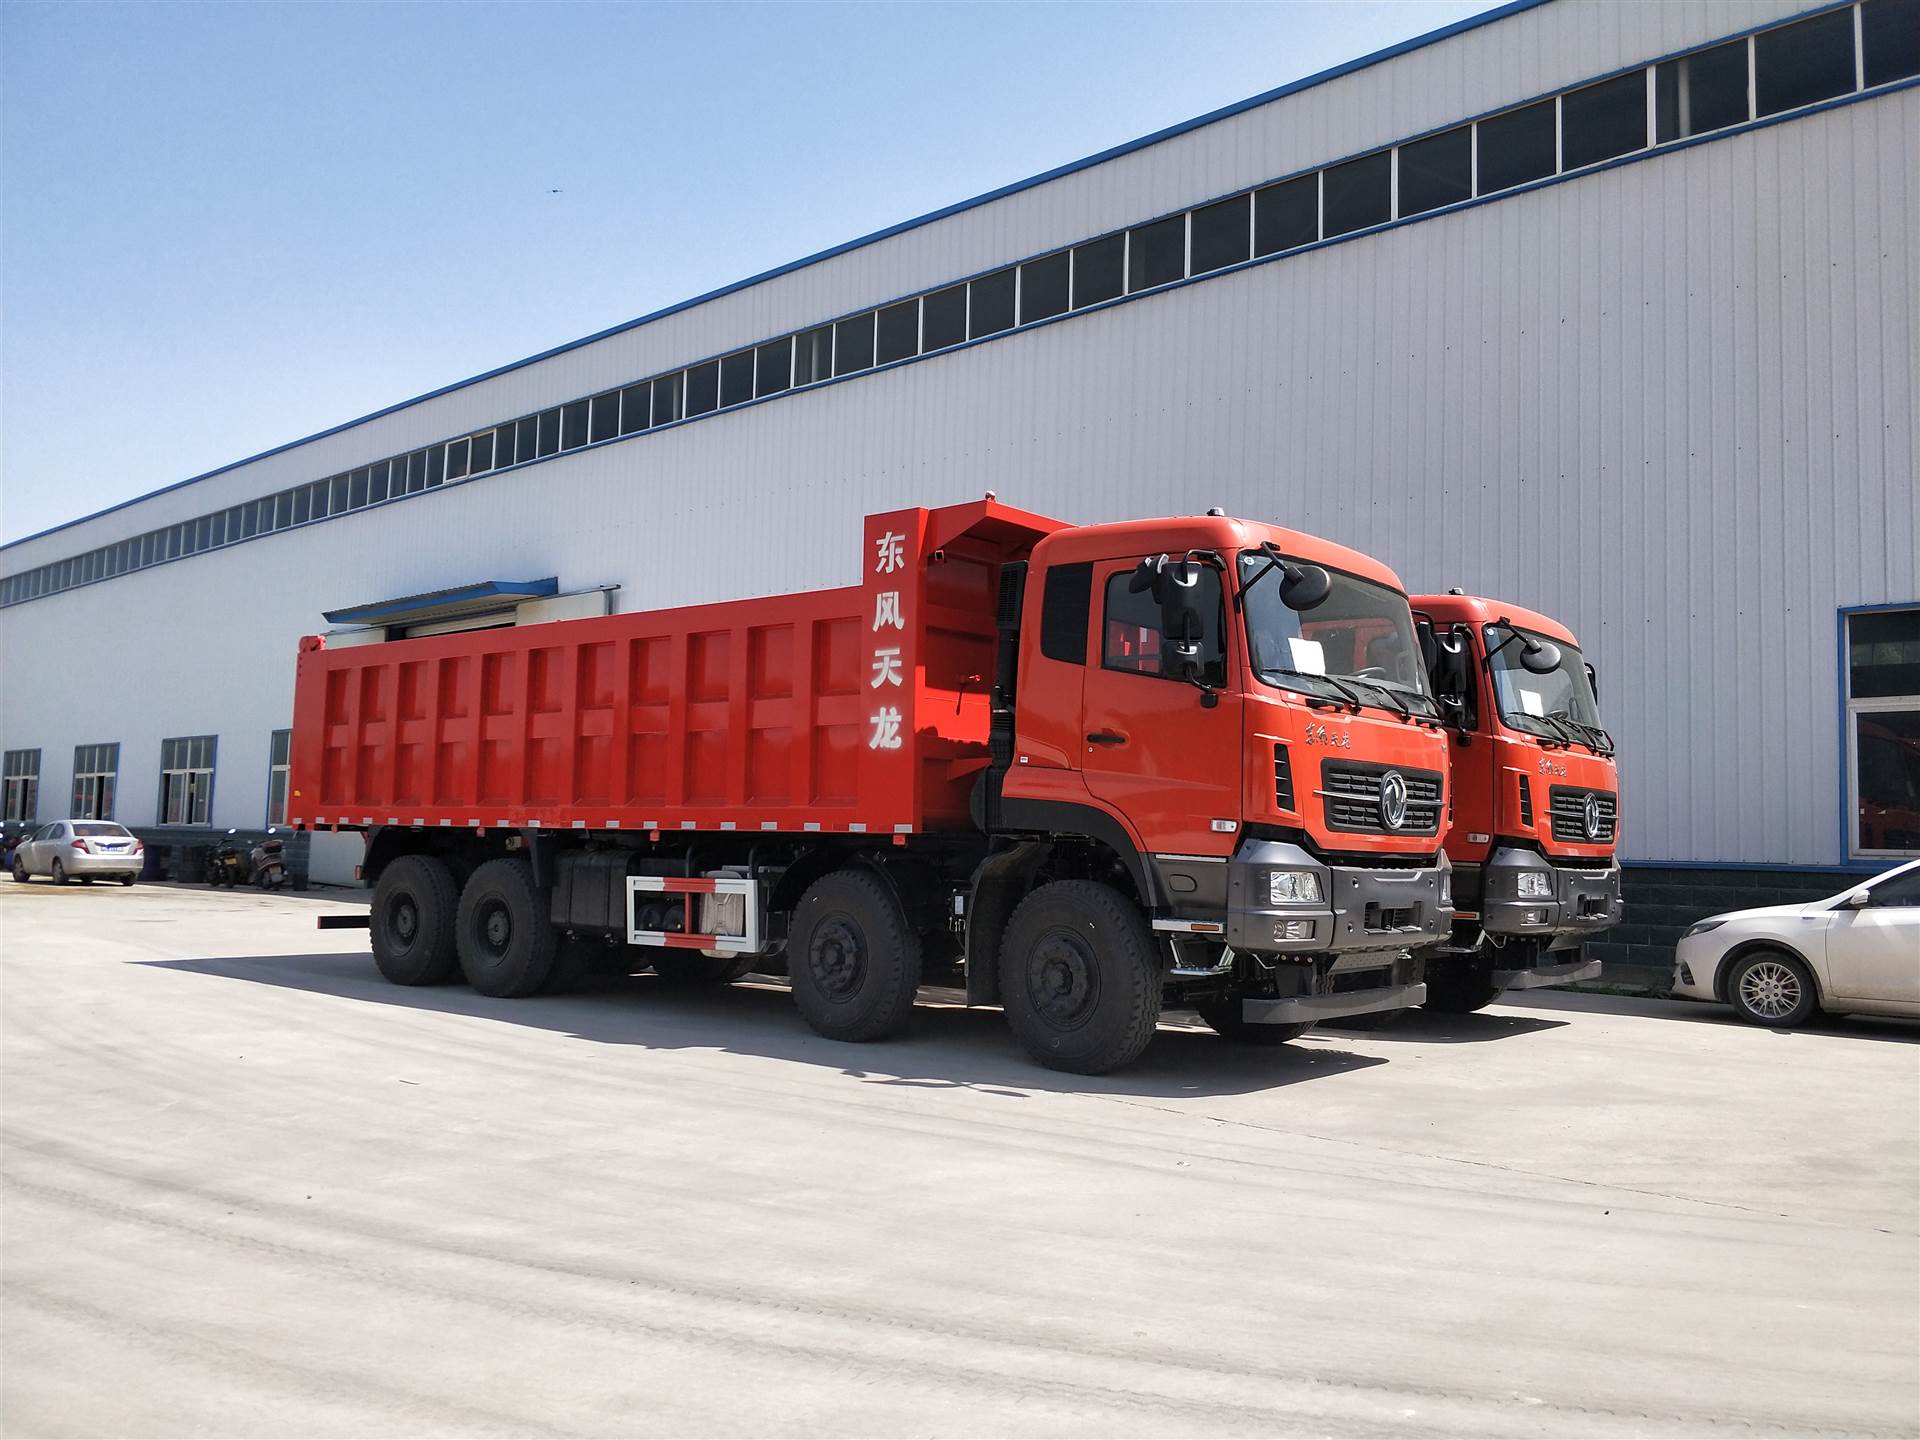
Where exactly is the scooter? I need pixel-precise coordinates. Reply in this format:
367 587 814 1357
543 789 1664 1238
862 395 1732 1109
249 829 287 890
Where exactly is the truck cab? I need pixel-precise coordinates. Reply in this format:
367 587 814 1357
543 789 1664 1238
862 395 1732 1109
975 512 1456 1055
1409 592 1621 1011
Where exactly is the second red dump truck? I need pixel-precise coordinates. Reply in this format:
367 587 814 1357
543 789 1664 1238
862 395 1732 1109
1409 591 1620 1011
291 496 1460 1073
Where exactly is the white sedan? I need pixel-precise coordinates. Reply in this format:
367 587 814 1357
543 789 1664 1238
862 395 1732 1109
1672 858 1920 1027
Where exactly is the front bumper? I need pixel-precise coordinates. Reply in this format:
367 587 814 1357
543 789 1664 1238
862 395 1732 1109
1243 980 1427 1025
1224 839 1451 957
1492 954 1601 989
1481 848 1620 946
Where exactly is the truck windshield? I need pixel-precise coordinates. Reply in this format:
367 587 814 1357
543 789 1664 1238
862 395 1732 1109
1484 625 1607 748
1238 553 1438 718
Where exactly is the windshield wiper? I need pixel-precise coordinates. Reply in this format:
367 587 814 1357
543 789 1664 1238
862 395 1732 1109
1535 711 1584 749
1552 711 1615 757
1339 674 1413 720
1261 666 1364 713
1343 674 1444 723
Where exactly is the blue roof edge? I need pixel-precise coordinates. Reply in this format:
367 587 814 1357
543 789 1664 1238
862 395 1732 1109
321 577 559 625
3 0 1544 555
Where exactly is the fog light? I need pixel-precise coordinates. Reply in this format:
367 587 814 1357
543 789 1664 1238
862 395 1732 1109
1515 870 1553 899
1438 868 1453 910
1268 870 1323 904
1520 907 1547 926
1273 918 1316 942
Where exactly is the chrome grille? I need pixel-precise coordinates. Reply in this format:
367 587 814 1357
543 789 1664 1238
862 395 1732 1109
1318 761 1443 836
1549 786 1617 843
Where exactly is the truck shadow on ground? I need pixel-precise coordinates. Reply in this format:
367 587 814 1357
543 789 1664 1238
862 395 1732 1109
141 953 1395 1100
1500 988 1920 1044
1315 1009 1568 1044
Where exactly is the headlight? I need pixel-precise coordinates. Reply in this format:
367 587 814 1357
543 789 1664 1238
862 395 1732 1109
1515 870 1554 899
1680 918 1725 940
1268 869 1323 905
1438 865 1454 910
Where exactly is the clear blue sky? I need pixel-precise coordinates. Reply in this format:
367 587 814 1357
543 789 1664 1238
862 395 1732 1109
1 0 1494 546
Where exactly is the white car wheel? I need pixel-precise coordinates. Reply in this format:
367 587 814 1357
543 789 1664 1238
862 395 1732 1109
1726 950 1818 1029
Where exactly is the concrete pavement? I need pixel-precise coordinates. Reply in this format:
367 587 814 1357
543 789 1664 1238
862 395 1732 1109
2 881 1915 1437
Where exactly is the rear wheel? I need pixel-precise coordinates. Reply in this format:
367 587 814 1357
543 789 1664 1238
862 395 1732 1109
788 869 922 1042
370 855 460 986
1725 949 1818 1029
79 876 93 886
652 952 756 987
1194 1000 1312 1046
50 859 68 886
119 873 136 887
999 880 1162 1074
10 857 26 883
456 858 556 998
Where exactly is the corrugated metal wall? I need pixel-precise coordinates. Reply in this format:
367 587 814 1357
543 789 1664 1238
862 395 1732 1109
3 2 1914 868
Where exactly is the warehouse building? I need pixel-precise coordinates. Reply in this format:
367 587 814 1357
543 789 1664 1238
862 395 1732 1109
3 0 1916 977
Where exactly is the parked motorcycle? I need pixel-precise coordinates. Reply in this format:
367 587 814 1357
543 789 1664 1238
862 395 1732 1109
206 830 249 887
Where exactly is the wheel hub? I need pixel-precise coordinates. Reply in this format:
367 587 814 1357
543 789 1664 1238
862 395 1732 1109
1028 931 1099 1029
809 916 867 1000
482 903 512 953
392 897 418 943
1740 961 1800 1018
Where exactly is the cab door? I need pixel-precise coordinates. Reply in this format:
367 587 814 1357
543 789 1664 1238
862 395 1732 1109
1078 555 1242 857
1825 869 1920 1004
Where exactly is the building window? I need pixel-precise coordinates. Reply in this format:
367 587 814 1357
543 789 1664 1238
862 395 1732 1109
588 391 620 444
72 743 119 820
969 267 1016 338
794 326 833 384
1755 7 1858 117
3 749 40 824
875 299 920 366
1397 125 1471 217
618 383 651 434
921 284 967 350
159 735 217 827
1321 149 1391 237
1846 608 1920 856
685 360 721 415
652 372 684 425
756 337 793 396
1655 39 1750 142
1019 251 1069 323
1127 215 1185 291
1071 234 1125 309
1560 70 1647 170
1255 175 1318 255
1189 193 1251 275
719 349 754 407
833 313 875 376
1864 0 1920 86
267 730 291 826
1476 98 1557 194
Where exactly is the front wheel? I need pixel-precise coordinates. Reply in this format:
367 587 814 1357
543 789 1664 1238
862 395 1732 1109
1422 963 1500 1015
1726 949 1819 1029
1195 1000 1312 1046
10 858 26 883
787 869 922 1042
50 859 68 886
999 880 1162 1074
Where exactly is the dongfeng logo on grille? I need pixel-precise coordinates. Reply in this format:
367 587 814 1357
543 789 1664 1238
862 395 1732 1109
1583 792 1604 841
1379 770 1408 831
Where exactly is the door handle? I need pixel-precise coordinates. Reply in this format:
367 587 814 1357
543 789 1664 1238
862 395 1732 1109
1086 730 1128 747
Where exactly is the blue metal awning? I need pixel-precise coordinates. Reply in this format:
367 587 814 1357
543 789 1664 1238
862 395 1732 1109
323 578 558 627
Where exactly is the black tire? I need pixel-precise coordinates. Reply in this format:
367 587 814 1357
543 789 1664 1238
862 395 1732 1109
10 858 26 883
652 952 756 987
1725 948 1819 1029
1422 963 1501 1014
1194 1000 1313 1046
788 869 922 1042
455 857 557 997
999 880 1162 1074
119 873 136 887
370 855 460 986
50 859 68 886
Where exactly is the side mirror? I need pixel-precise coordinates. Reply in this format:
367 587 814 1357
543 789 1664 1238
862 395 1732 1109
1520 638 1563 675
1279 563 1331 612
1841 888 1872 910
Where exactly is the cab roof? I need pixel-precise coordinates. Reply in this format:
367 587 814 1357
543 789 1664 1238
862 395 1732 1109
1411 592 1581 647
1032 513 1408 592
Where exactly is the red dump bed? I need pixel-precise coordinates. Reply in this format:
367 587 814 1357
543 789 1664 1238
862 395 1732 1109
288 499 1060 839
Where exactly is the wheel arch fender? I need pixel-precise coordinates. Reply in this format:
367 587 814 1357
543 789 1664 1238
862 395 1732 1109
1713 936 1823 1006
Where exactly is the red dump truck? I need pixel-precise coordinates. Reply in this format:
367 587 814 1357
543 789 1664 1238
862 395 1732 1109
1406 591 1620 1011
289 497 1457 1072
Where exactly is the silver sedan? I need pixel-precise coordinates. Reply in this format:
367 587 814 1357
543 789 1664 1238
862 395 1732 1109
9 820 144 886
